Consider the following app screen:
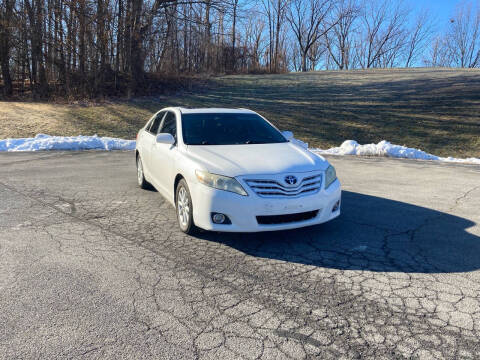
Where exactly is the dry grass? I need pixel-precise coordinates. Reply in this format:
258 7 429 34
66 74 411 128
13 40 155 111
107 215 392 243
1 68 479 157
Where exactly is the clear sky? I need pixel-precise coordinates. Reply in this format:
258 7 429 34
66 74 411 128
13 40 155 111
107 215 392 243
413 0 461 29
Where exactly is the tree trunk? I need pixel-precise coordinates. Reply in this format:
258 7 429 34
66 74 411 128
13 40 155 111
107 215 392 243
116 0 123 73
25 0 49 98
274 0 282 72
231 0 238 72
0 0 15 96
129 0 144 95
301 51 307 72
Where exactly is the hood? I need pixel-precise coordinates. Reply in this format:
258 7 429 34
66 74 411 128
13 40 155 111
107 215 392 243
185 142 329 177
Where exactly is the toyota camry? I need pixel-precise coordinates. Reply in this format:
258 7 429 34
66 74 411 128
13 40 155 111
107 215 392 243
135 107 341 234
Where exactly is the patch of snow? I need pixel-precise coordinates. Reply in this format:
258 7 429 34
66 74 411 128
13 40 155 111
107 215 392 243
311 140 480 165
0 134 479 165
0 134 136 152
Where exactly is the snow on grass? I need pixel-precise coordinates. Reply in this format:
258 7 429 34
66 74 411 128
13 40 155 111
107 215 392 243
0 134 136 152
310 140 480 165
0 134 479 165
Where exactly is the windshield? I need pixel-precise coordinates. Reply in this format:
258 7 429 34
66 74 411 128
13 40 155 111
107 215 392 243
181 113 287 145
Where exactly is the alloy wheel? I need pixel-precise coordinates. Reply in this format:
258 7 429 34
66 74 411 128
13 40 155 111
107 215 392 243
177 186 190 228
137 158 144 186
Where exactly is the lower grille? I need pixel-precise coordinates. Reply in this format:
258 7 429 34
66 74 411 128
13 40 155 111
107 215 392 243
256 210 319 225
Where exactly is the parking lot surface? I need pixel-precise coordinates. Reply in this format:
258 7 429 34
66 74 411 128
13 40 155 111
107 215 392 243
0 151 479 359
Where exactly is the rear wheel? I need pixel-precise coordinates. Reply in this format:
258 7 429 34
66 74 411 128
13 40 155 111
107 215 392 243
136 155 150 189
176 179 197 234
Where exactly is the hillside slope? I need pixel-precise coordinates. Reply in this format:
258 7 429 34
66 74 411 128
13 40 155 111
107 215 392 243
1 68 479 158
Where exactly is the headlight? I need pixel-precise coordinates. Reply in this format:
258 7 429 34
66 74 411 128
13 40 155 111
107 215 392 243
195 170 248 196
325 165 337 189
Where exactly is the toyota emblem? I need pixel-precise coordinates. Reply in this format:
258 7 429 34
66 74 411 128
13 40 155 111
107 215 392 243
284 175 298 185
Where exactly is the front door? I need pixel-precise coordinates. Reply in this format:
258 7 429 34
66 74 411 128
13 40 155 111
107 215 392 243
142 111 165 178
150 111 178 200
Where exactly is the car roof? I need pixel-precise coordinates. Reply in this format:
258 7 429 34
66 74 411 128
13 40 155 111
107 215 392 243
175 107 255 114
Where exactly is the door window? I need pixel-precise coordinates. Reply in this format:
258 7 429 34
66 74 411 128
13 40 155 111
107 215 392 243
144 118 154 131
148 112 165 134
159 112 177 140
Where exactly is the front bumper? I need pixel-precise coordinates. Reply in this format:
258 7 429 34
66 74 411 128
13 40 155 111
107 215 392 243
189 178 341 232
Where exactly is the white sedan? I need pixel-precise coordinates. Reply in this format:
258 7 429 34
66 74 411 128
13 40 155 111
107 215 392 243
135 107 341 234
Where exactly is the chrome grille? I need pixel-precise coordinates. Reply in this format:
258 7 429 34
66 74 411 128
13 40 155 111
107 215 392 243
245 174 322 198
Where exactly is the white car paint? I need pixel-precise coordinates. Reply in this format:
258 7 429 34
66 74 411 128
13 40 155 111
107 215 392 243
185 142 327 176
136 107 341 232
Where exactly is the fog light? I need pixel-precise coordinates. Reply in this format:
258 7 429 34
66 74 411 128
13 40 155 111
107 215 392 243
212 213 226 224
332 200 340 212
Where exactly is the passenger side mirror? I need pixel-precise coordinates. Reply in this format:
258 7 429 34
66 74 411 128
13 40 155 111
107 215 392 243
282 131 294 141
156 133 175 145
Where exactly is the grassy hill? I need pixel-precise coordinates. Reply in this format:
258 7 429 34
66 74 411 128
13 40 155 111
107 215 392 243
1 68 479 158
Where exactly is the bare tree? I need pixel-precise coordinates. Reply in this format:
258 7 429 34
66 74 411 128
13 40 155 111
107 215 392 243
261 0 288 72
24 0 49 97
243 8 266 72
424 35 450 67
404 9 434 67
0 0 15 95
286 0 336 72
446 2 480 68
229 0 239 71
4 0 478 99
306 38 327 70
355 0 408 69
324 0 359 70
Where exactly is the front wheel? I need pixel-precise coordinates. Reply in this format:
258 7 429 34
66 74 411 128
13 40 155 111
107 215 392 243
176 179 197 235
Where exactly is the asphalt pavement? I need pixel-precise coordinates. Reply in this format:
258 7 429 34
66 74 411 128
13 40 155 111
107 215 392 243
0 151 479 359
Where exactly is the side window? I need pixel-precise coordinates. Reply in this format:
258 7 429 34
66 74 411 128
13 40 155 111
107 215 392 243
148 112 165 134
144 118 154 132
159 112 177 140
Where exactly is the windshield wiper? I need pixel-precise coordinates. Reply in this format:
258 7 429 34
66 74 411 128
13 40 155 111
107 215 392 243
245 140 267 144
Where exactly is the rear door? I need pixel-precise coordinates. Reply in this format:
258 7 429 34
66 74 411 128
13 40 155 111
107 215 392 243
150 111 178 199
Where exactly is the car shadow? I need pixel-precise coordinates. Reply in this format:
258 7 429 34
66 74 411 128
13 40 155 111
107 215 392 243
195 191 480 273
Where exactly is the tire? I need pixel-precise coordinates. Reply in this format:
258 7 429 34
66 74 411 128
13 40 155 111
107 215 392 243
136 155 150 189
175 179 197 235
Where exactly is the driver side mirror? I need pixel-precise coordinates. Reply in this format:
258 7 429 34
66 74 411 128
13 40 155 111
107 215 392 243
156 133 175 145
282 131 294 141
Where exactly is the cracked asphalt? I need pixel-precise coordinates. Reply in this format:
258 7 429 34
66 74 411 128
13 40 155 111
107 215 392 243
0 151 479 359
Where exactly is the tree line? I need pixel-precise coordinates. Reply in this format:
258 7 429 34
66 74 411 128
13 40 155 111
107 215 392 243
0 0 479 99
